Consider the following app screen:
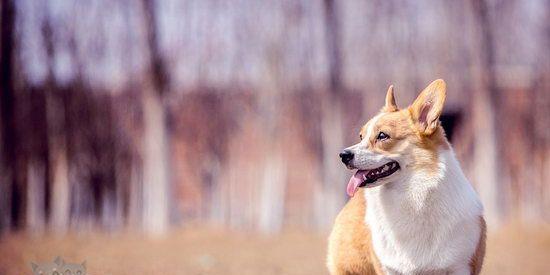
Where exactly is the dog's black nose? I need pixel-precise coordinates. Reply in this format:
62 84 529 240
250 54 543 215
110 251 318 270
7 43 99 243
339 149 354 165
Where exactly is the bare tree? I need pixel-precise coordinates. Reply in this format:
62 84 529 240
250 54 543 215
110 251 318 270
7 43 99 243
38 5 71 233
470 0 501 226
140 0 171 235
0 0 24 231
257 40 287 234
316 0 347 229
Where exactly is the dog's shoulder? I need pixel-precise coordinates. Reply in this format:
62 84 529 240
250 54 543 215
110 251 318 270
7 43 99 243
327 189 382 275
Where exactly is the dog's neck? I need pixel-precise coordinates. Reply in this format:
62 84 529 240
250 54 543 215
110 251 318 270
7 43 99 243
365 148 480 214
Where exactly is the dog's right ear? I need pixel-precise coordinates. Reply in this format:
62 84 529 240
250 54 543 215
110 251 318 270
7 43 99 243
409 79 446 135
383 85 398 112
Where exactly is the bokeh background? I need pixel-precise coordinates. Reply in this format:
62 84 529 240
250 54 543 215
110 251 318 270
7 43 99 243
1 0 549 274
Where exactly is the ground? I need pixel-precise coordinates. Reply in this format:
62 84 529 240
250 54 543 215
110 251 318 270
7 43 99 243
1 224 549 275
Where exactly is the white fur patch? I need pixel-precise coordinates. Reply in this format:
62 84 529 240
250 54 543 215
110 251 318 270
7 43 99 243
364 113 384 144
365 149 483 274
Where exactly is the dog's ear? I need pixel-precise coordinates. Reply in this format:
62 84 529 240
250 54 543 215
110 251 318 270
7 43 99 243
383 85 398 112
409 79 446 135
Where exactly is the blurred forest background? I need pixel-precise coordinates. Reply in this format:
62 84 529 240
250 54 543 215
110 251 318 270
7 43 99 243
1 0 549 237
2 0 550 274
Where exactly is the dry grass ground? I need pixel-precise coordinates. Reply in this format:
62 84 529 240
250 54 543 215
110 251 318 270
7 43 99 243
1 224 549 275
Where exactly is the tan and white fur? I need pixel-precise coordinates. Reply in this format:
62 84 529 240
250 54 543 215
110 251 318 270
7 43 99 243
327 80 485 275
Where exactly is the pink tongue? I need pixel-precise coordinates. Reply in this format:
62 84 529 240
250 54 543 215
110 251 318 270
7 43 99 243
347 170 369 197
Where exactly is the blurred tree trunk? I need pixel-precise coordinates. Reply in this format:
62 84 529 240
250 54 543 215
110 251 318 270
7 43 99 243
0 0 25 231
257 46 287 234
40 10 70 233
141 88 170 234
542 1 550 221
316 0 346 229
46 97 70 233
528 2 550 221
26 161 46 233
127 157 143 227
141 0 170 235
470 0 501 226
25 87 49 233
120 3 143 229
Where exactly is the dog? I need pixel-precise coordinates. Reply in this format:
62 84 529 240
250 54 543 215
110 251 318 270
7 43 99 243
327 79 485 275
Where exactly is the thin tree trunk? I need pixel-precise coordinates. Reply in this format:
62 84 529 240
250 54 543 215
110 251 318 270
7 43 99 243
316 0 346 229
257 82 286 233
40 6 71 233
26 161 46 233
258 152 286 233
127 160 143 227
470 0 501 226
48 141 70 232
0 0 23 231
25 88 50 233
140 0 171 235
323 0 343 95
141 89 170 234
317 99 345 229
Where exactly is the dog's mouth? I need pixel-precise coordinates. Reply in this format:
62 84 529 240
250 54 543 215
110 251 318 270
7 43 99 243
346 161 400 197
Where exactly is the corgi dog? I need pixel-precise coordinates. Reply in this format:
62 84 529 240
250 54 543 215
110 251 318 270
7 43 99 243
327 80 486 275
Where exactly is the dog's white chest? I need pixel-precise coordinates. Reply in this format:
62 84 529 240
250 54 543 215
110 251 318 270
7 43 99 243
365 151 483 274
367 204 479 274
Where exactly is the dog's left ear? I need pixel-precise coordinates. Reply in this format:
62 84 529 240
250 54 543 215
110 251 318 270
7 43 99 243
409 79 446 135
383 85 398 112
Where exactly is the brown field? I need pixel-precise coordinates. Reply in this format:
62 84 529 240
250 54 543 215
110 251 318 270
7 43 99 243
1 224 550 275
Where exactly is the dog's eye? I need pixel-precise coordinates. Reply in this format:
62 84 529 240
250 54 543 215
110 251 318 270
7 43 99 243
376 132 389 140
359 134 363 140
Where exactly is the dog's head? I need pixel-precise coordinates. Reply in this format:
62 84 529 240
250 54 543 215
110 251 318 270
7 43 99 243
341 79 449 196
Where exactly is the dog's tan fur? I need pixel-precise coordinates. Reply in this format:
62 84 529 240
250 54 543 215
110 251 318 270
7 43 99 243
327 189 382 275
470 217 486 275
